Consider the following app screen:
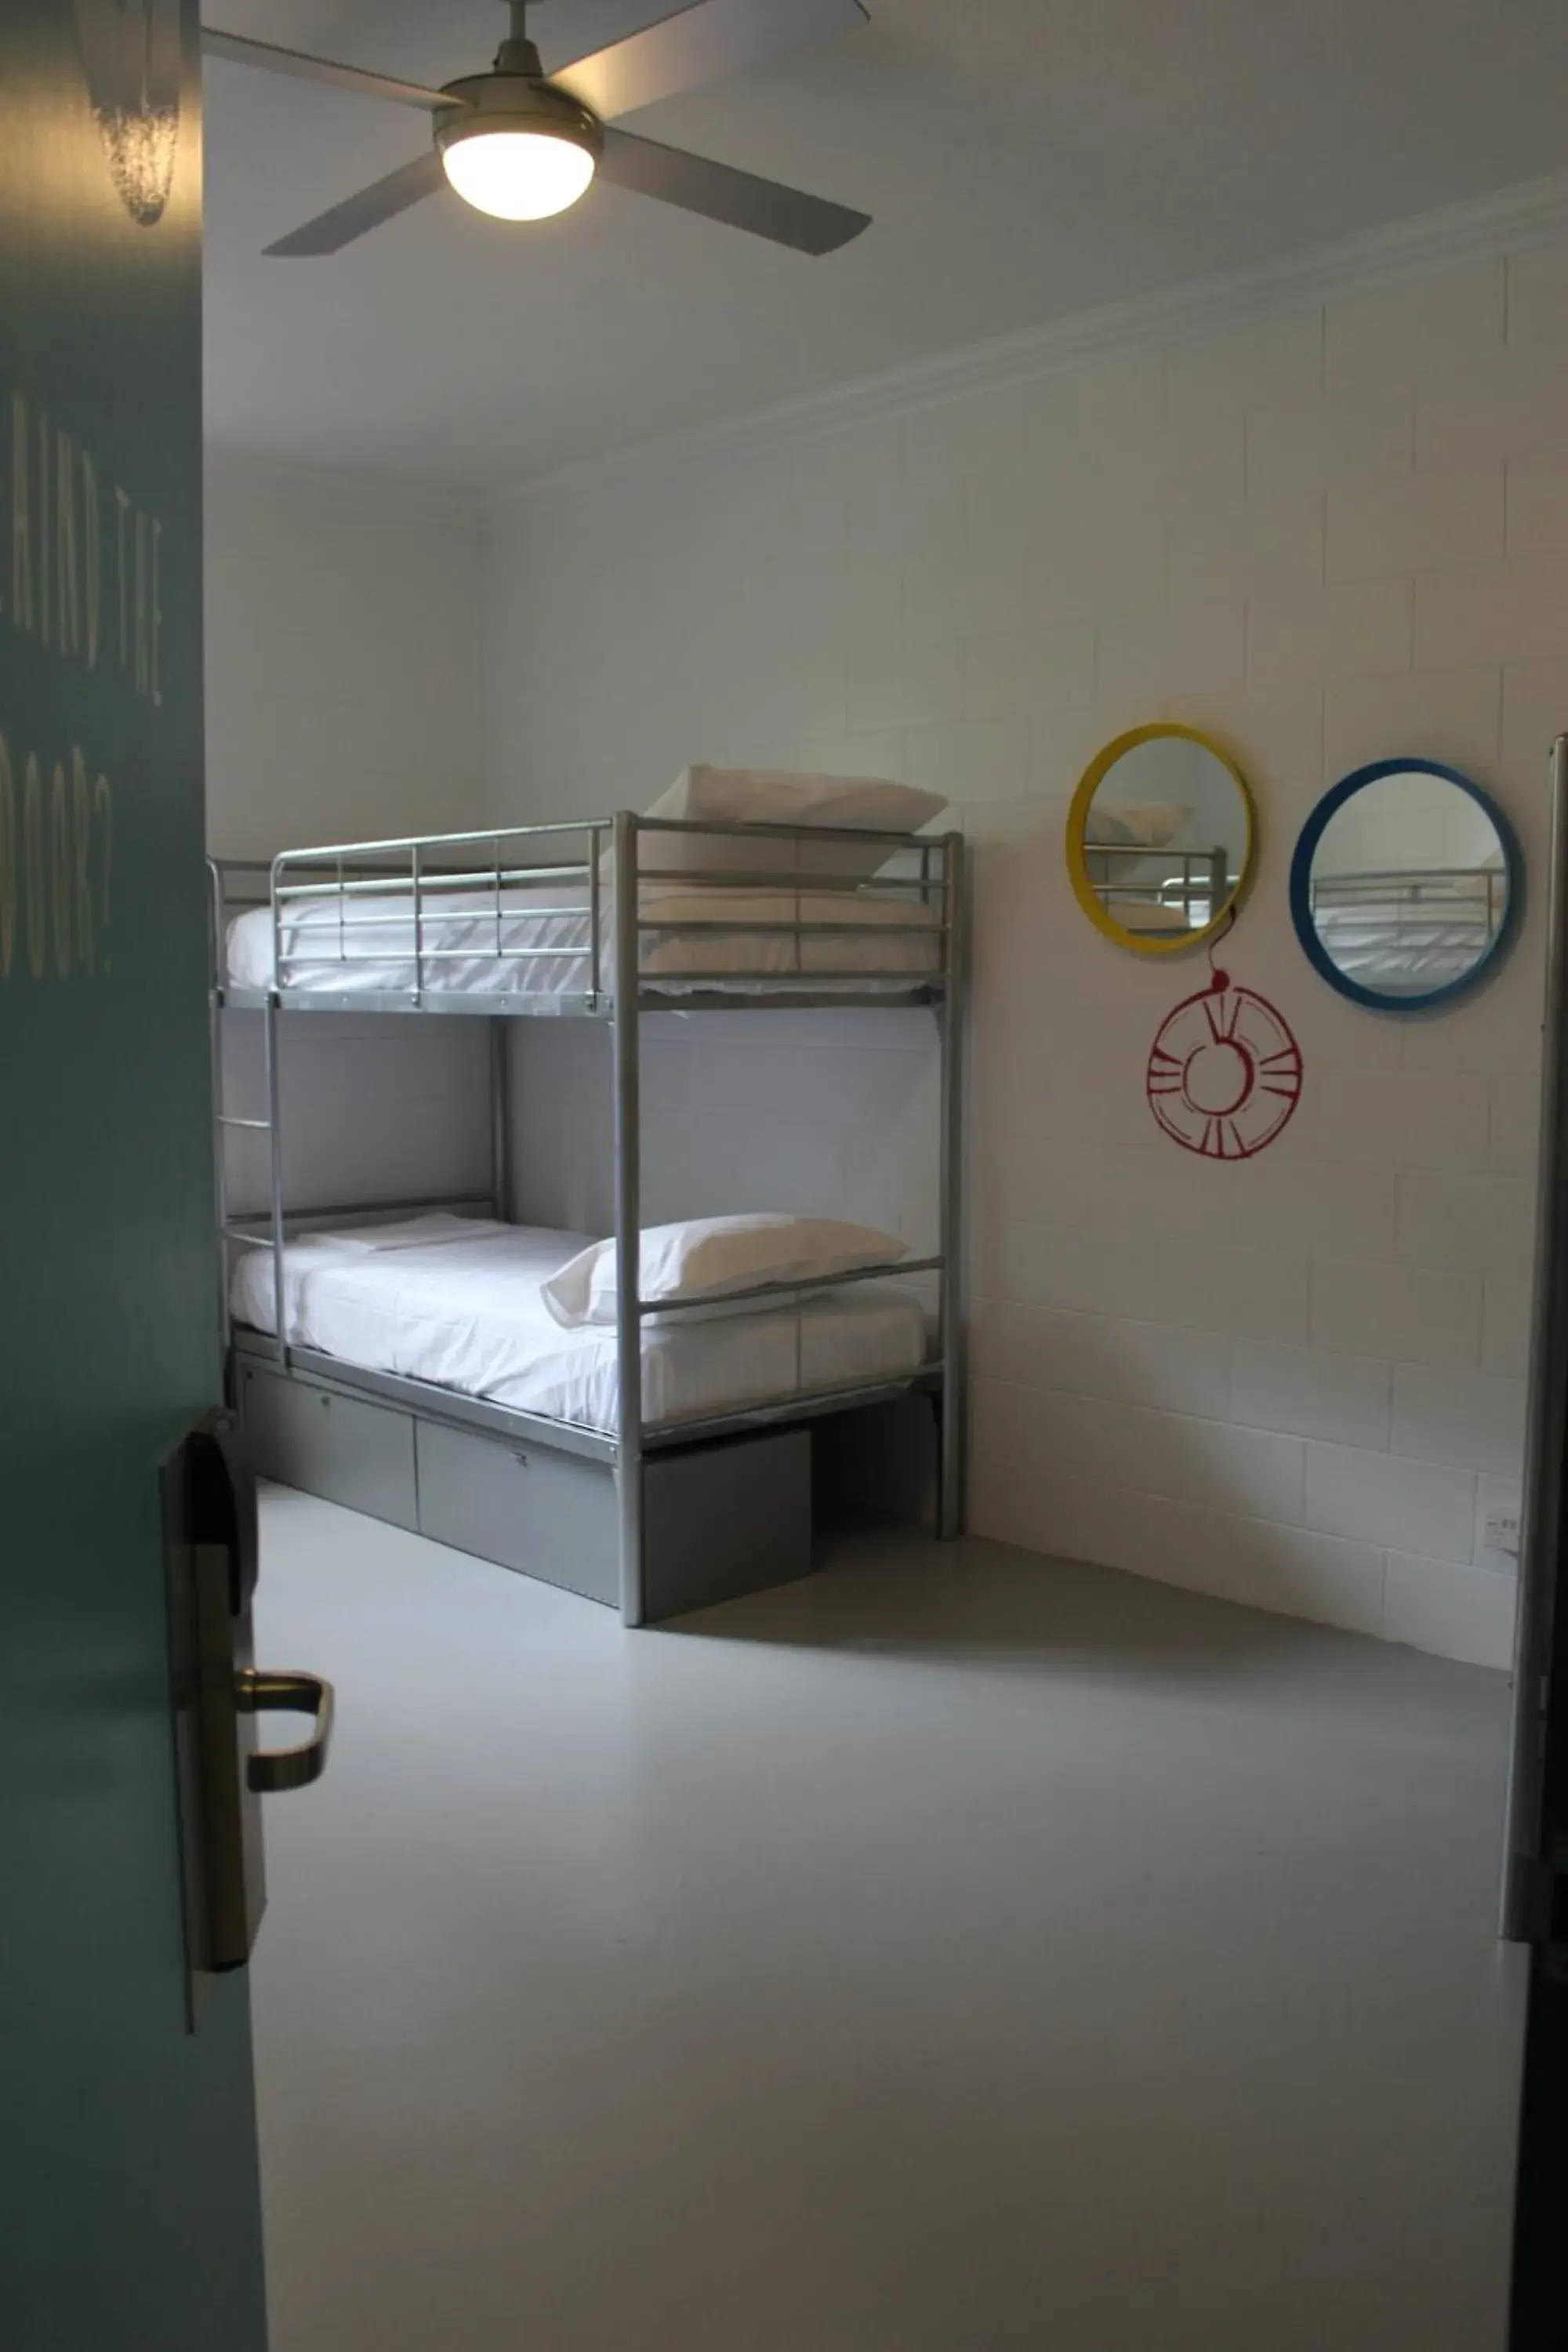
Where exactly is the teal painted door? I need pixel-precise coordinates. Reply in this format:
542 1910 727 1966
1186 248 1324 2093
0 5 269 2347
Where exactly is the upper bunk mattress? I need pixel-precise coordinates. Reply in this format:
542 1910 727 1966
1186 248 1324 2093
225 880 942 1001
230 1217 930 1434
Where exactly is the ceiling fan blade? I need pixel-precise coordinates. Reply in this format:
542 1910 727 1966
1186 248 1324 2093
598 128 869 255
550 0 869 124
264 154 447 258
201 27 457 114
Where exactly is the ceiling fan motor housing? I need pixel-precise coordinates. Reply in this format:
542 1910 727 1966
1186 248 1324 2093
435 67 604 175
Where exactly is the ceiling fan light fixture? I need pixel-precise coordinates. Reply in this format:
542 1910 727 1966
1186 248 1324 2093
435 74 602 224
441 126 597 221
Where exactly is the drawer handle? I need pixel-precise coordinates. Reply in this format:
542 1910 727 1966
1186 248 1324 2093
512 1450 530 1468
240 1668 336 1795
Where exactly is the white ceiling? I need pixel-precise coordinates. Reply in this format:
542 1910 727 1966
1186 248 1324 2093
204 0 1568 488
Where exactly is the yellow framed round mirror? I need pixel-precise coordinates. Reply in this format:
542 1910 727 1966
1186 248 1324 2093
1065 722 1256 956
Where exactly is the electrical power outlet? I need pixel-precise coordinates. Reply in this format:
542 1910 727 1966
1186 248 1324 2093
1483 1509 1523 1554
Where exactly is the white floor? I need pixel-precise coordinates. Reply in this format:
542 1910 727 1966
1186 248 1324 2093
252 1489 1527 2352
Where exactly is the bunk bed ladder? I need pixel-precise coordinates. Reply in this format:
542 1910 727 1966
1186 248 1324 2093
210 982 288 1370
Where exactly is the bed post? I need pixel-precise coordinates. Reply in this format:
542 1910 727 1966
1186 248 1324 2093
612 810 645 1625
937 829 967 1540
263 989 287 1366
489 1018 511 1221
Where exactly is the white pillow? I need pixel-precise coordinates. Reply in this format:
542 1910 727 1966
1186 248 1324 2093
541 1212 909 1330
1084 799 1192 848
639 767 947 880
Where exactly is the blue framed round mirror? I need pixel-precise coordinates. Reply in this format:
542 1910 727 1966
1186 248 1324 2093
1289 758 1522 1011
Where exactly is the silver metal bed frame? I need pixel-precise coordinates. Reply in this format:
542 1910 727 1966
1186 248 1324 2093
1089 840 1231 927
209 811 967 1625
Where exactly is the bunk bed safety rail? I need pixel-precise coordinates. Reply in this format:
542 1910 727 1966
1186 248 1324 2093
247 815 953 1009
627 811 952 993
1308 865 1506 927
266 821 614 1007
1088 840 1232 920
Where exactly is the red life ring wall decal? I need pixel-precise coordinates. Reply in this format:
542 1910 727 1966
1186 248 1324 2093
1146 964 1304 1160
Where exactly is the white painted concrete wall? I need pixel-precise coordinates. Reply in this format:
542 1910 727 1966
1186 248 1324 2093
204 453 485 858
477 235 1568 1667
205 456 492 1214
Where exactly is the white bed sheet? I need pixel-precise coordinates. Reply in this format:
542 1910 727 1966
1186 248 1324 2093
226 880 941 1000
1314 906 1497 992
230 1218 931 1433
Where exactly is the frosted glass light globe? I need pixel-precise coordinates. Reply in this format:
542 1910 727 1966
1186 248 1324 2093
441 128 597 222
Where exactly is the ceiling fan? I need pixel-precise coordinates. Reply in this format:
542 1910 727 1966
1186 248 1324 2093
203 0 873 257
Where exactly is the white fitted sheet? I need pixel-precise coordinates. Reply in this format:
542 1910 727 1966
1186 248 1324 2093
226 880 941 1001
230 1218 931 1434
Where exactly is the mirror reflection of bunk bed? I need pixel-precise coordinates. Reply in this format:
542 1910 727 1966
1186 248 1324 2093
1308 862 1508 993
1086 841 1232 934
208 810 967 1626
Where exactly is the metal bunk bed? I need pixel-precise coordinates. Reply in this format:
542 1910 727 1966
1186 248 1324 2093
208 811 967 1626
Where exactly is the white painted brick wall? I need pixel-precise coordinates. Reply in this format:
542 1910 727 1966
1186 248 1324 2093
479 230 1568 1671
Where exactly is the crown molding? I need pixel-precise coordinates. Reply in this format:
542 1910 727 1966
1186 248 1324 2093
205 443 483 530
495 167 1568 511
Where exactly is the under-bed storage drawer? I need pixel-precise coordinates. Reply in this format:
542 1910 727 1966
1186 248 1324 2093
415 1421 621 1607
236 1359 419 1531
642 1429 811 1622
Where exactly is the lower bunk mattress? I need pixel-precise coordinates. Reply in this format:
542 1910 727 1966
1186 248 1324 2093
229 1215 931 1434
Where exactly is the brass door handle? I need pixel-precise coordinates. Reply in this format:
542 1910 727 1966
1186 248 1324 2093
239 1669 335 1794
